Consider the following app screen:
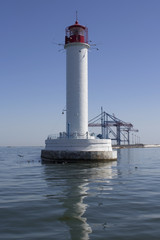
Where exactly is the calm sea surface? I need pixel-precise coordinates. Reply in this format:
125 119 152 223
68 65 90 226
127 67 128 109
0 146 160 240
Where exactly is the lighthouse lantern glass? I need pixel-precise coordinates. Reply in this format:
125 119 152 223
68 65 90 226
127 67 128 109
65 25 88 45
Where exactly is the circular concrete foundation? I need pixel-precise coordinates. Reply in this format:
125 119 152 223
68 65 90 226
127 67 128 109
41 138 117 163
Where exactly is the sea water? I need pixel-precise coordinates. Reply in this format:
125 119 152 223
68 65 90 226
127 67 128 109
0 146 160 240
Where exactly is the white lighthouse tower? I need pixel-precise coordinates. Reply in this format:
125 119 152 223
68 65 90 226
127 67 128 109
65 19 89 138
41 18 117 162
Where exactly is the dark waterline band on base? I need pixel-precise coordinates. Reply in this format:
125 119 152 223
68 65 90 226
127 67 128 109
41 150 117 163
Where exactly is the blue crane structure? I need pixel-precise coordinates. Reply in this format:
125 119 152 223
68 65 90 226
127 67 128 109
88 107 139 145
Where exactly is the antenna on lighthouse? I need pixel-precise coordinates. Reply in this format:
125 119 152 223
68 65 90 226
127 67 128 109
76 10 78 23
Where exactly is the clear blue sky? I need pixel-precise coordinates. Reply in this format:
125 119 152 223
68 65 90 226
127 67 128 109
0 0 160 146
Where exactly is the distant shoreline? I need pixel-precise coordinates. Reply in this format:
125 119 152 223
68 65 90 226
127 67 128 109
113 144 160 149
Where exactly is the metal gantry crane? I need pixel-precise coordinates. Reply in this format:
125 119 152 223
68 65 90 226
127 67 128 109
88 107 139 145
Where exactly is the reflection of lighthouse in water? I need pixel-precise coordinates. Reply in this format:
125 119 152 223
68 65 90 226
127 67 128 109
43 161 116 239
59 180 92 240
41 17 117 162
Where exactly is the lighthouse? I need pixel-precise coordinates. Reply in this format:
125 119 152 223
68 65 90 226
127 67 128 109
65 20 89 138
41 18 117 162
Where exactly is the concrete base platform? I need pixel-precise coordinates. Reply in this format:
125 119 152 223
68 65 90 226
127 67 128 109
41 150 117 163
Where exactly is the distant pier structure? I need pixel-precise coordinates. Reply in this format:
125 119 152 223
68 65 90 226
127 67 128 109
88 107 139 146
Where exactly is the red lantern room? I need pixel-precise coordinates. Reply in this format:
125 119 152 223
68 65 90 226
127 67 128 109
65 20 88 45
